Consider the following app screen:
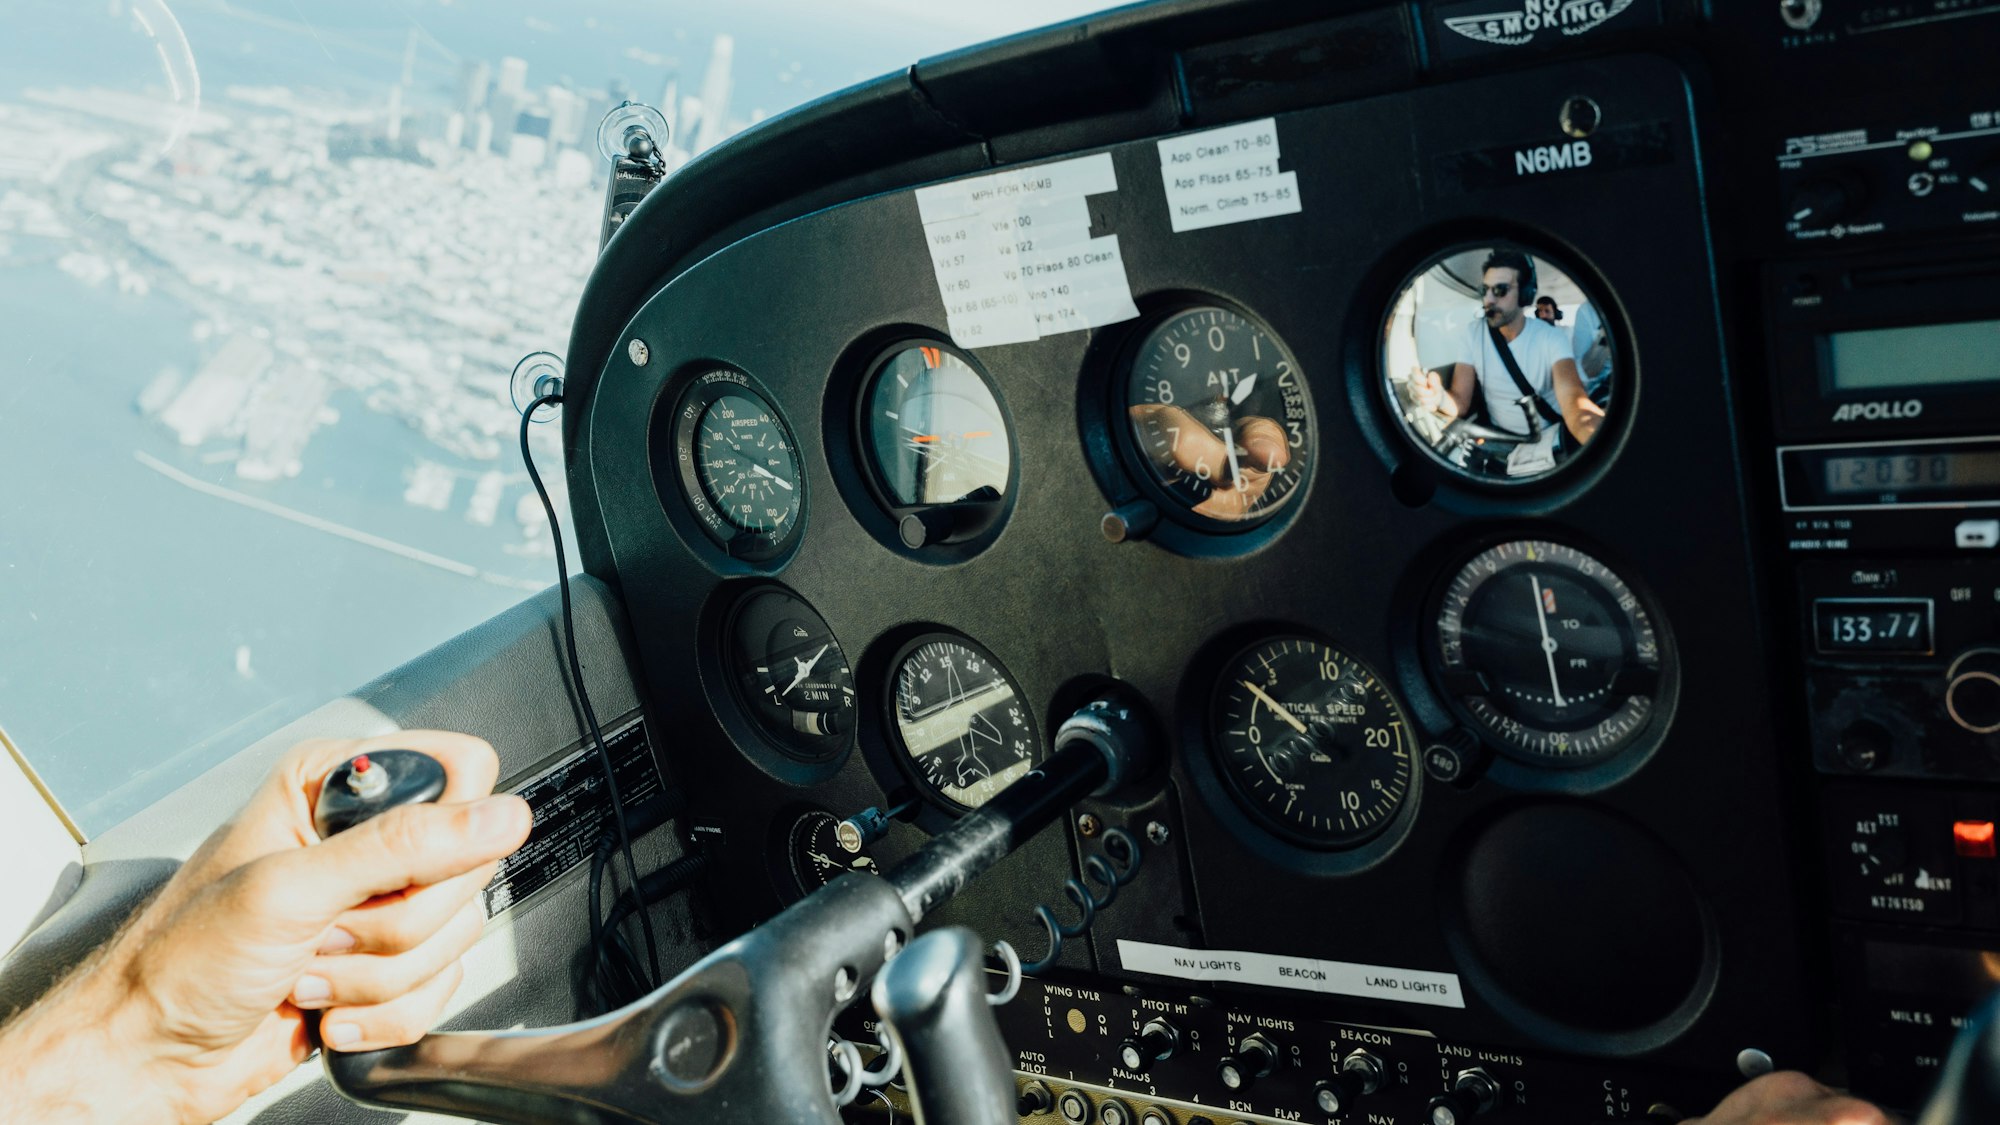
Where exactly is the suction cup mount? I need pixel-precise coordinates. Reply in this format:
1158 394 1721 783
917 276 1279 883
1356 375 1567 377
596 101 670 164
510 351 566 422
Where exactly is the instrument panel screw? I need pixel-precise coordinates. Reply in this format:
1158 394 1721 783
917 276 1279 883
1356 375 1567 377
1144 820 1169 846
627 338 650 366
1559 95 1600 139
1077 813 1101 838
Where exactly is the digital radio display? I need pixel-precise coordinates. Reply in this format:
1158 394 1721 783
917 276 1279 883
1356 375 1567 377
1813 598 1934 656
1822 449 2000 496
1780 439 2000 510
1826 319 2000 392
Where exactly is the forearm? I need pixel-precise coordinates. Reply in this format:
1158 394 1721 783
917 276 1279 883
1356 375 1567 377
1565 399 1600 444
0 958 181 1125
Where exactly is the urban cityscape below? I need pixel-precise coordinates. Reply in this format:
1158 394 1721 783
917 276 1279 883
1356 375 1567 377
0 0 1100 834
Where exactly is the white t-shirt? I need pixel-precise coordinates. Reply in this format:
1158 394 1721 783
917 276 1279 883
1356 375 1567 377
1569 300 1611 394
1458 315 1570 437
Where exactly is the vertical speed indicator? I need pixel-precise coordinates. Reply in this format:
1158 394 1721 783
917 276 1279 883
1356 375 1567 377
1211 637 1414 849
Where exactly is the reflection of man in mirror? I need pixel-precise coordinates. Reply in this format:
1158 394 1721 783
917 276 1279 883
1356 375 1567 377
1569 296 1612 405
1414 250 1604 461
1534 295 1562 323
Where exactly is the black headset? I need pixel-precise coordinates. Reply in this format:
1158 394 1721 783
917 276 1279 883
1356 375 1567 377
1483 248 1537 305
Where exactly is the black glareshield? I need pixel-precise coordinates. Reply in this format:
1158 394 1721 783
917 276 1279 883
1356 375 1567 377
324 692 1154 1125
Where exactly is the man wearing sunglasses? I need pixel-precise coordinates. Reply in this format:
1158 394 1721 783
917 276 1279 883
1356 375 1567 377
1415 249 1606 475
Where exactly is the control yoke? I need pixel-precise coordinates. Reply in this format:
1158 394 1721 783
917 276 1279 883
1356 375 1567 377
323 691 1154 1125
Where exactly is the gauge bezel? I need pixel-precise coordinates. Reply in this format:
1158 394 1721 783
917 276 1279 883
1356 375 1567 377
694 581 851 791
668 367 806 564
1208 633 1418 851
1106 300 1318 537
1345 229 1636 515
881 631 1042 814
1175 624 1421 877
1370 239 1629 492
1421 534 1676 772
718 585 856 765
851 337 1016 547
775 807 879 903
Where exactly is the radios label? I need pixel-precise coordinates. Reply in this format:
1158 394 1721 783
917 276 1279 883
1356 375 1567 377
1831 399 1924 422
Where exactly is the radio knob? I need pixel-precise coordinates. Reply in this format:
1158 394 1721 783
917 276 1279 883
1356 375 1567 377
1946 649 2000 735
1837 719 1894 771
1787 171 1866 227
1970 154 2000 196
1217 1033 1279 1091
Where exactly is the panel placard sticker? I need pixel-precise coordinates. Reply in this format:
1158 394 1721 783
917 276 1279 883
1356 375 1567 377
482 719 666 918
1156 117 1303 233
916 153 1139 348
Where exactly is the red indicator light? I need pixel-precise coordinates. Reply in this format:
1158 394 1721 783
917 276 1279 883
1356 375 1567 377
1955 820 1996 858
352 755 373 774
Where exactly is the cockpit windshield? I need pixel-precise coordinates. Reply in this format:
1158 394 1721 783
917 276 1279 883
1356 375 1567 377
0 0 1107 836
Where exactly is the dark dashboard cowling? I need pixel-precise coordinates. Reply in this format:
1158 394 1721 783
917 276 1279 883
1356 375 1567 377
547 0 2000 1120
561 16 1826 1115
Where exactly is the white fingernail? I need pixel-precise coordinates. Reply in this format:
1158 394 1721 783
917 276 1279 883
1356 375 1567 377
325 1022 362 1049
317 927 357 955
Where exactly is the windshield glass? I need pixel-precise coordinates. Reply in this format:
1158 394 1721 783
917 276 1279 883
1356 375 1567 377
0 0 1108 836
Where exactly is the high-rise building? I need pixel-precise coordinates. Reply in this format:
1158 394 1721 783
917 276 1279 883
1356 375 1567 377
657 74 681 148
457 60 490 116
693 34 734 153
546 86 585 151
509 110 552 169
385 84 403 145
470 110 495 154
497 57 529 99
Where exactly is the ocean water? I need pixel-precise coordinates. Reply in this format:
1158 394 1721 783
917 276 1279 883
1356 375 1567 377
0 261 565 835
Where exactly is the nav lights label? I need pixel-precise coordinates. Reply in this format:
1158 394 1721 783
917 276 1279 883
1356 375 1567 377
1116 939 1466 1009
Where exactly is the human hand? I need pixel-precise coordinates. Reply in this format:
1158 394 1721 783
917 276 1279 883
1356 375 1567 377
1127 404 1291 521
1683 1071 1897 1125
1412 364 1444 410
0 731 532 1125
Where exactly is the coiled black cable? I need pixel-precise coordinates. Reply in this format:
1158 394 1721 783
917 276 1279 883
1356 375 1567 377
521 395 661 996
1021 826 1143 975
